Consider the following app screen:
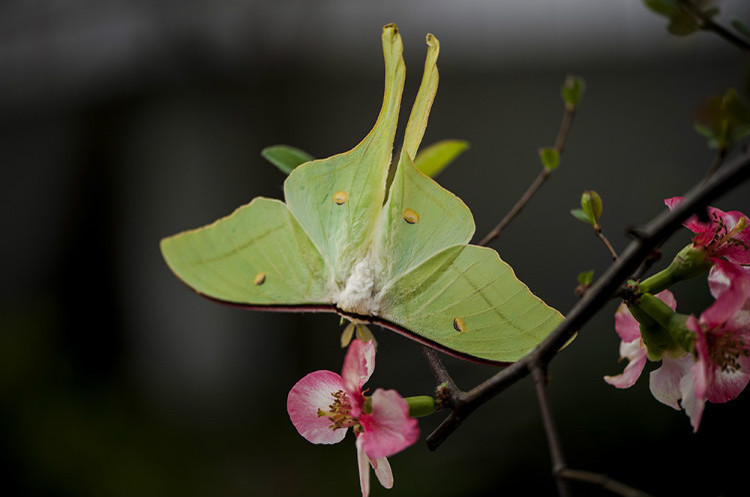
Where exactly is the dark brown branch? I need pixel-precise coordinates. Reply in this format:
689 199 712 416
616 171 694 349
478 105 577 247
558 469 655 497
532 364 570 497
426 147 750 450
421 346 460 406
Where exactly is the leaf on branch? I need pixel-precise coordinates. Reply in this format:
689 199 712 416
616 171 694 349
695 88 750 150
642 0 701 37
731 18 750 41
414 140 469 177
561 75 585 110
643 0 678 18
581 190 603 225
571 190 603 227
538 147 560 171
261 145 315 175
571 208 594 226
577 270 594 286
667 10 700 35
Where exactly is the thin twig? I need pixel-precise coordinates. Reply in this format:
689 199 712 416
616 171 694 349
700 146 727 187
679 0 750 52
426 147 750 450
421 346 461 407
630 248 662 282
478 169 550 246
478 106 577 247
554 105 576 153
559 469 655 497
594 226 618 261
531 364 570 497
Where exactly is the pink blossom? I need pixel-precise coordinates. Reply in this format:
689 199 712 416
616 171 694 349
680 261 750 431
665 196 750 265
287 339 419 497
605 290 682 394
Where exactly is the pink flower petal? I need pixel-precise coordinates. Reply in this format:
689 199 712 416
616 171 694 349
704 260 750 327
342 339 376 399
664 196 684 213
708 260 734 299
287 370 348 445
680 361 706 432
359 389 419 460
355 435 396 496
664 197 750 264
614 303 641 343
713 210 750 264
665 196 707 236
369 455 393 489
604 338 648 388
356 436 370 497
655 289 677 311
705 354 750 404
649 354 692 409
692 303 750 405
685 315 709 398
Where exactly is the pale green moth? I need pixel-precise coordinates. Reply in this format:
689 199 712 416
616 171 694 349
160 24 564 364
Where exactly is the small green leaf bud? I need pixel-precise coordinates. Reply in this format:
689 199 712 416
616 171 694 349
577 270 594 286
538 147 560 171
561 75 585 110
581 190 602 227
571 208 593 226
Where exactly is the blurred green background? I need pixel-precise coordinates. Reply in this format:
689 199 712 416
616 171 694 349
3 1 750 496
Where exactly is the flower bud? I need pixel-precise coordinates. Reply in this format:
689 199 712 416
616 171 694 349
638 244 711 294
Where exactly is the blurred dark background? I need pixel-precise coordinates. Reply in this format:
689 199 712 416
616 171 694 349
3 1 750 496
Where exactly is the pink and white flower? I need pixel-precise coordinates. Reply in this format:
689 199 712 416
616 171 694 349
607 263 750 431
604 290 693 408
665 196 750 266
680 260 750 431
287 339 419 497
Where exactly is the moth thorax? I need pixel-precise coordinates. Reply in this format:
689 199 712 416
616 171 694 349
337 255 381 315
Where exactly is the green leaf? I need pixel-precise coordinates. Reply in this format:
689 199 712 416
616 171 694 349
261 145 315 175
731 18 750 41
414 139 469 177
703 7 720 19
538 147 560 171
561 75 586 109
730 124 750 144
643 0 702 37
570 208 593 226
667 10 700 36
577 270 594 286
643 0 678 18
694 123 715 140
695 88 750 149
581 190 602 225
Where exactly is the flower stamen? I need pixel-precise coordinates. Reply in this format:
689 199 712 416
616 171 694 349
317 390 358 431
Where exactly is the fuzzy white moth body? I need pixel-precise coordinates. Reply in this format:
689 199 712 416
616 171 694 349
335 251 385 316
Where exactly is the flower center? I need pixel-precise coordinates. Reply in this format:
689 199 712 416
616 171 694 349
317 390 359 431
706 329 750 373
708 213 749 253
